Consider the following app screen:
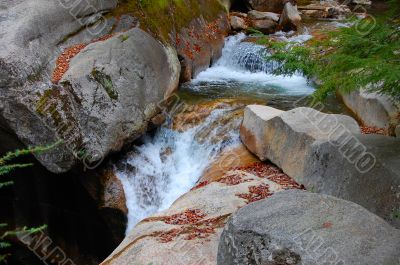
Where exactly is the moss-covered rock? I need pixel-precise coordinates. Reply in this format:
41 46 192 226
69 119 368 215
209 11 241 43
0 0 228 172
112 0 231 81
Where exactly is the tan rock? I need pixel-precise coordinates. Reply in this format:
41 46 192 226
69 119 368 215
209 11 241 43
100 170 128 215
301 9 329 18
279 2 302 31
230 16 248 31
251 19 278 34
299 3 352 19
101 147 304 265
248 10 280 22
200 144 259 183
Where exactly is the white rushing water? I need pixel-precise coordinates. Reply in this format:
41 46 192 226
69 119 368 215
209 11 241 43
117 33 317 234
192 33 314 95
117 108 241 233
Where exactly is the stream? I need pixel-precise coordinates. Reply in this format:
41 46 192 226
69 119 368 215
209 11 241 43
116 30 349 234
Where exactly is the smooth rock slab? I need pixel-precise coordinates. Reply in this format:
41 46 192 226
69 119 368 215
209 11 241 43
240 105 400 228
218 190 400 265
338 89 400 135
240 105 360 178
0 0 226 173
101 153 298 265
57 28 180 168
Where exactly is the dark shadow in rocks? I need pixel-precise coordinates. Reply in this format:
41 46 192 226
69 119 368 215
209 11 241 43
0 127 126 265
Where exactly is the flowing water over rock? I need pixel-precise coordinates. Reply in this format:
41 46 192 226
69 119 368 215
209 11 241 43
116 107 242 233
116 33 346 234
184 33 315 101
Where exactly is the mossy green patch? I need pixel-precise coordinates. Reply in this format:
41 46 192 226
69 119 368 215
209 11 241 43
36 89 70 128
111 0 226 42
92 69 118 100
36 89 55 116
118 34 130 42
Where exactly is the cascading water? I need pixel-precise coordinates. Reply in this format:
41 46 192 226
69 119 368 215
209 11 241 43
116 108 241 233
190 33 315 95
117 33 319 235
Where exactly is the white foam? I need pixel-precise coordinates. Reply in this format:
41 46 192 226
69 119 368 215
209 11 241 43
116 109 240 234
191 33 314 95
271 29 313 43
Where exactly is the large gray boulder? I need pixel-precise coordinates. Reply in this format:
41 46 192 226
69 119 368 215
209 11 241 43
0 0 117 173
218 190 400 265
0 0 118 88
57 29 180 167
338 89 400 135
241 105 400 227
240 105 360 177
0 0 180 173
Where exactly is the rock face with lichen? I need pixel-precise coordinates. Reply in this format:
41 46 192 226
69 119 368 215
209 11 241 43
1 26 180 173
57 28 180 169
218 190 400 265
0 0 229 173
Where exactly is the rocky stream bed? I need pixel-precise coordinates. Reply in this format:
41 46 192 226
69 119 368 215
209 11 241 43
1 0 399 265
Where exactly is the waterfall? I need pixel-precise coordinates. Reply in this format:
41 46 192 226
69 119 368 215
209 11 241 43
215 33 279 73
116 108 241 233
192 33 315 95
117 33 316 235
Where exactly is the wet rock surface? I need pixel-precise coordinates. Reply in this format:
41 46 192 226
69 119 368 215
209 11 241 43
101 101 304 265
101 158 304 265
218 190 400 265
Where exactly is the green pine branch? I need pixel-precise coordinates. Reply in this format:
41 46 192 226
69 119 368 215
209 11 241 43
1 225 47 240
0 142 57 264
260 12 400 101
0 182 13 189
0 140 62 166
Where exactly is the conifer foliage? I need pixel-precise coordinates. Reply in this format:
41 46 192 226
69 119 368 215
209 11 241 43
0 143 57 263
262 0 400 101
